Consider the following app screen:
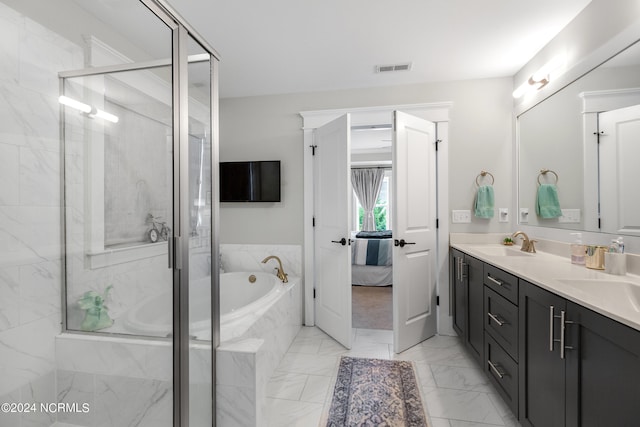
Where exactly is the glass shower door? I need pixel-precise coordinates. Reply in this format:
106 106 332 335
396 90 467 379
59 1 179 425
185 37 217 427
61 64 176 425
59 1 218 426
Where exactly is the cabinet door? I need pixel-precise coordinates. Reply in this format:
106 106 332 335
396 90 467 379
466 255 484 363
451 249 466 338
519 281 566 427
565 302 640 427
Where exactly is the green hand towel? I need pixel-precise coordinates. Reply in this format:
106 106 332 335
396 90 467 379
536 184 562 218
474 185 494 218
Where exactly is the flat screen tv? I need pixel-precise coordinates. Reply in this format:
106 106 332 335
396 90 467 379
219 160 281 202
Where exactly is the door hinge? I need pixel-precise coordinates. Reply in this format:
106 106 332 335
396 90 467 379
310 144 317 155
436 295 440 306
436 218 439 229
435 139 442 151
594 131 603 144
313 288 316 299
312 216 315 227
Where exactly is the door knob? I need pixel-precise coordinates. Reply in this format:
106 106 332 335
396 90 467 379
394 239 415 248
331 238 348 246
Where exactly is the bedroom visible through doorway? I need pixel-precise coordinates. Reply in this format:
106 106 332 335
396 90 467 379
350 124 394 332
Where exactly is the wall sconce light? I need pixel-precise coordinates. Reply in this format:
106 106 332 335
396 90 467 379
513 54 565 99
58 95 119 123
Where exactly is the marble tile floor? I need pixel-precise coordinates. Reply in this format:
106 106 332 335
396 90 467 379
266 326 522 427
51 327 520 427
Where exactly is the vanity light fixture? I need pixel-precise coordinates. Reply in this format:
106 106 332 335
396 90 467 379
58 95 119 123
513 54 566 99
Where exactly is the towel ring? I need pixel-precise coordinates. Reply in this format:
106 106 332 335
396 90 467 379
475 170 494 187
537 169 559 186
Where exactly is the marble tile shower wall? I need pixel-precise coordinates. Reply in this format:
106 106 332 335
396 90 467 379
0 3 83 426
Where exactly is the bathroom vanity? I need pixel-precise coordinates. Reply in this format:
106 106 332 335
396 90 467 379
450 241 640 427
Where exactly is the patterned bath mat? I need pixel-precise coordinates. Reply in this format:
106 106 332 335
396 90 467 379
325 356 429 427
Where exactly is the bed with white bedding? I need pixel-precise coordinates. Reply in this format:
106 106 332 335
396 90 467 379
351 231 393 286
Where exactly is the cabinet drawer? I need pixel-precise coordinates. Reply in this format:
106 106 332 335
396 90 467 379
484 264 518 305
485 332 518 417
484 287 519 361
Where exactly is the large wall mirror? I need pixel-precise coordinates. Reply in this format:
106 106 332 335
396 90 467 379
518 38 640 236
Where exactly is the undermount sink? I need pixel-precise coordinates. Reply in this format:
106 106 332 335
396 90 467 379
555 278 640 312
469 246 534 257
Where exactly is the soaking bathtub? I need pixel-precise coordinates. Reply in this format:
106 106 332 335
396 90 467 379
123 271 295 342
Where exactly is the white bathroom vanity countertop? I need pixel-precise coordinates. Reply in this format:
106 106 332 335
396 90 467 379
451 242 640 332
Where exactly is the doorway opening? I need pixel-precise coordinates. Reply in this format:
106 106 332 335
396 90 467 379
350 125 394 331
301 104 454 353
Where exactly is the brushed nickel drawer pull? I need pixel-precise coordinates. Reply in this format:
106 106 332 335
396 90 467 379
488 360 505 379
487 312 505 326
487 275 503 286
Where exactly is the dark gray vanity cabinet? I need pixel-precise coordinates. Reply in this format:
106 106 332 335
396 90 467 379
467 255 484 362
450 249 484 363
519 280 640 427
564 301 640 427
518 280 566 427
451 249 466 338
483 266 519 417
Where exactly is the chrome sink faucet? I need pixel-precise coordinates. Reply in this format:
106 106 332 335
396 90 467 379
262 255 288 283
512 231 537 253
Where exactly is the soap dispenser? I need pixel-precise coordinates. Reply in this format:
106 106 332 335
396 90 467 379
570 232 585 265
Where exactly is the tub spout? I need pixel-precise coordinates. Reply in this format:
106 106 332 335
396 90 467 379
261 255 288 283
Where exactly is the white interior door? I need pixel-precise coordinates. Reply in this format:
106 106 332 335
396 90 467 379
314 114 352 349
599 104 640 235
392 111 438 353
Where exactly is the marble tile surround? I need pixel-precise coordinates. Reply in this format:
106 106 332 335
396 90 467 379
0 5 305 426
0 4 81 427
216 275 302 427
55 246 302 427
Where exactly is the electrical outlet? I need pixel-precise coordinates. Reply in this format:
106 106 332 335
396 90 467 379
519 208 529 223
499 208 509 223
452 210 471 223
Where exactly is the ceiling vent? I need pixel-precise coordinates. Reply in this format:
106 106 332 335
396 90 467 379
375 63 412 73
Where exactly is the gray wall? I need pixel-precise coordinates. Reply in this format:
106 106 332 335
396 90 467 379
219 77 514 245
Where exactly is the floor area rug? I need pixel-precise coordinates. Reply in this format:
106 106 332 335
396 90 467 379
325 356 429 427
352 285 393 330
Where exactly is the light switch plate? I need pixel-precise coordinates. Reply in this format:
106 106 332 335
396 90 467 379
519 208 529 223
559 209 581 223
452 210 472 223
499 208 509 223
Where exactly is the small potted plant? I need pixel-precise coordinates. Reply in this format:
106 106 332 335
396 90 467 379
503 237 514 246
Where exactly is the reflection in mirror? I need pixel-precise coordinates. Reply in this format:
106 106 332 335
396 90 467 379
518 39 640 236
599 104 640 236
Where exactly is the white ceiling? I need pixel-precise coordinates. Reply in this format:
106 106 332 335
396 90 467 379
167 0 592 99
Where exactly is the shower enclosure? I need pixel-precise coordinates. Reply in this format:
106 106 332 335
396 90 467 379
0 0 218 426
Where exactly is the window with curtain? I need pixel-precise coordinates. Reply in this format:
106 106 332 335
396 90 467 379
353 171 392 231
